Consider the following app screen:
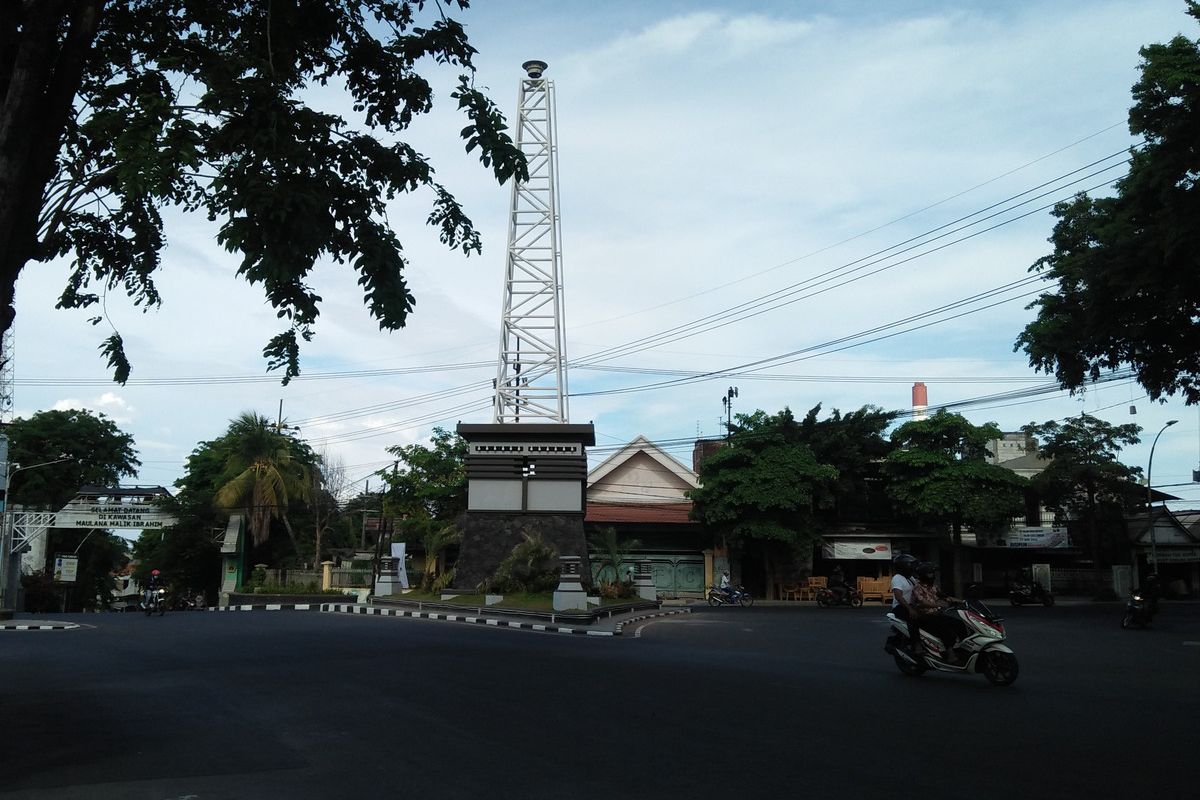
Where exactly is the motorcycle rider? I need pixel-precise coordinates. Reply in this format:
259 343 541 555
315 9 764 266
144 568 164 608
912 562 963 665
890 554 920 652
1140 572 1161 613
719 569 732 601
828 564 847 604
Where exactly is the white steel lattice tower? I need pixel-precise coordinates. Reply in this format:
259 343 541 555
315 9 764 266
0 328 12 424
493 60 569 423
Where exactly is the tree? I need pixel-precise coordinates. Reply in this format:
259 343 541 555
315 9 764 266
135 441 228 601
1 1 526 382
796 404 898 522
1016 3 1200 404
885 410 1027 596
1023 415 1143 590
690 408 839 594
310 452 348 569
6 408 139 508
588 526 640 586
213 412 316 554
380 427 467 522
5 408 139 610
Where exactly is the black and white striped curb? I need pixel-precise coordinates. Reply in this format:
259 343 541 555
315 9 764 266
323 603 691 636
207 603 326 612
0 622 80 631
612 607 690 634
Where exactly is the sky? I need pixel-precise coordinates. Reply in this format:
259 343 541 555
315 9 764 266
11 0 1200 513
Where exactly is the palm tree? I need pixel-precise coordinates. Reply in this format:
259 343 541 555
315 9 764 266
214 412 313 551
588 526 640 585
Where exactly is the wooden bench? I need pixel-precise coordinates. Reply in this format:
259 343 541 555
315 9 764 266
857 577 891 604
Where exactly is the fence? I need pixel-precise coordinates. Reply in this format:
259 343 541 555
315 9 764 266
329 567 371 589
263 568 372 590
1048 568 1108 596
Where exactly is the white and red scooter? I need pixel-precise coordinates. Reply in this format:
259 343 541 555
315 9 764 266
884 600 1019 686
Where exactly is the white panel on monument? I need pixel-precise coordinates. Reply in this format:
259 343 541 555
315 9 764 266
468 479 523 511
527 482 581 512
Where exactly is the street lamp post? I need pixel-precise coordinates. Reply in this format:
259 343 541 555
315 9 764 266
1146 419 1178 573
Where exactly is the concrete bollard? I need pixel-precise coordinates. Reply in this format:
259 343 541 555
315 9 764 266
633 561 656 601
374 555 401 597
553 555 588 611
321 561 334 592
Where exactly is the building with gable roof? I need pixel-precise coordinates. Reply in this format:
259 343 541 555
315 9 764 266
585 436 710 598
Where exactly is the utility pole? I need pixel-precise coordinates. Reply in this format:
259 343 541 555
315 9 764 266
274 399 299 435
721 387 739 439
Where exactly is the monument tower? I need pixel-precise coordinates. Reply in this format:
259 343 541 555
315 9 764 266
455 62 594 597
494 59 569 423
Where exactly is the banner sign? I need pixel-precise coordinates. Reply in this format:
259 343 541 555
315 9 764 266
53 555 79 583
1151 547 1200 564
977 527 1069 549
54 501 177 530
822 540 892 560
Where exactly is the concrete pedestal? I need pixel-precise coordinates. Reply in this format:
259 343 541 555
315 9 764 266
553 555 588 611
374 556 402 597
633 561 657 601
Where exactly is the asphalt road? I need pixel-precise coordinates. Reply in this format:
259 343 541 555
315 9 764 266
2 602 1197 799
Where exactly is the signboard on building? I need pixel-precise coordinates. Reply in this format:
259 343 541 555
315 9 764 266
977 527 1069 549
1151 547 1200 563
822 540 892 560
53 555 79 583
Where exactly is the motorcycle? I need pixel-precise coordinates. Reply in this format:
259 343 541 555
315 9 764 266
1008 580 1054 607
815 585 863 608
883 600 1019 686
1121 592 1157 629
143 588 167 616
170 592 204 611
708 585 754 607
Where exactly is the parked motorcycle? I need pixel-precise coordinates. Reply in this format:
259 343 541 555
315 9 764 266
1008 580 1054 607
884 600 1019 686
170 592 203 611
1121 592 1157 629
815 585 863 608
708 585 754 607
143 588 167 616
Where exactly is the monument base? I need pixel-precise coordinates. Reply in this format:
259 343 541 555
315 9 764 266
454 512 592 592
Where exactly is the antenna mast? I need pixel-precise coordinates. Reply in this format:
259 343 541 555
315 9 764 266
493 59 569 423
0 328 12 424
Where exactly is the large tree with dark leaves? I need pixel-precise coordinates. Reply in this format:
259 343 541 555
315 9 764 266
796 403 898 522
1016 3 1200 404
885 411 1027 596
5 408 139 611
6 408 140 508
690 408 839 593
1023 415 1142 589
0 1 525 382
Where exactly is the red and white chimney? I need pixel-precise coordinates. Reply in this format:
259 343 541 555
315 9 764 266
912 382 928 421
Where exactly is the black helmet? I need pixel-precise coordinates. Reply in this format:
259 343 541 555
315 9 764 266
893 554 918 576
915 562 937 583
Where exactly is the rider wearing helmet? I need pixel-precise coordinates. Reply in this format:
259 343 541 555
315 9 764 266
912 562 962 665
145 568 164 606
1140 572 1161 615
891 554 920 650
